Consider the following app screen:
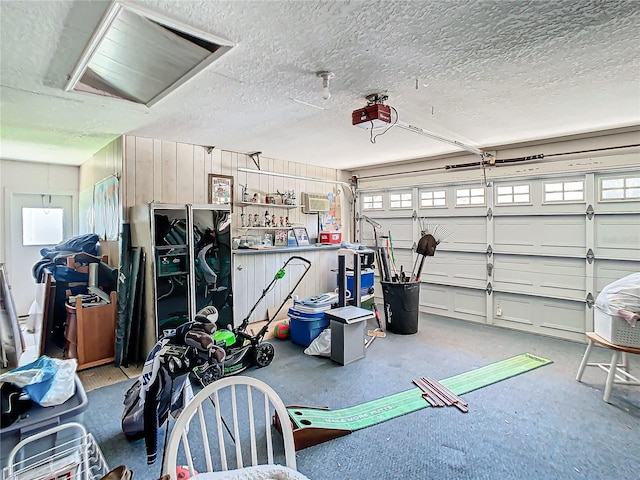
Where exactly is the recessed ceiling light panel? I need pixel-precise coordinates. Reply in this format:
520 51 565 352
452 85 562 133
64 1 235 107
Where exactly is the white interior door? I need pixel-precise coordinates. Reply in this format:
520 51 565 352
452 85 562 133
7 193 73 315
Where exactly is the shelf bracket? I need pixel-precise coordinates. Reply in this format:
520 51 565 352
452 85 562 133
248 151 262 170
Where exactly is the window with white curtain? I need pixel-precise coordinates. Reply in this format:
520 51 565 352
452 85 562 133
496 184 531 205
456 187 485 206
599 176 640 201
389 192 412 209
362 194 383 210
420 190 446 207
544 181 584 202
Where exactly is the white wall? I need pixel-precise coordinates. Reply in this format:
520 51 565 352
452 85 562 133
0 159 79 315
0 159 79 264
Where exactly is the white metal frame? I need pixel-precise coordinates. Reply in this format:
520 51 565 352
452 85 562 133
3 422 109 480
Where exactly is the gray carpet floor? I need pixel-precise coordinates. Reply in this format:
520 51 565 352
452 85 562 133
84 314 640 480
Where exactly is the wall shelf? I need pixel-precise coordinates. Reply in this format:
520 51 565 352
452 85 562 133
238 202 298 209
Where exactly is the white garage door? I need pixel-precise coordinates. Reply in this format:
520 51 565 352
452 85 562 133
357 170 639 342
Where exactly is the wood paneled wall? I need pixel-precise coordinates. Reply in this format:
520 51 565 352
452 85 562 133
122 135 352 240
78 137 124 265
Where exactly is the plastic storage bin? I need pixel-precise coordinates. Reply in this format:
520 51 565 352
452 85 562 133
288 308 329 347
0 376 88 468
594 306 640 348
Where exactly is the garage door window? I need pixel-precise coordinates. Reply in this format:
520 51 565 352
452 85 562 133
599 176 640 201
456 187 485 206
420 190 446 207
496 184 531 205
389 192 412 209
544 181 584 203
362 195 383 210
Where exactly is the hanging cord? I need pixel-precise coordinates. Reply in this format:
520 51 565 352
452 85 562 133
370 106 399 144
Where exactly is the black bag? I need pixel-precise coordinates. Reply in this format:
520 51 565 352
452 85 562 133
1 382 32 428
121 380 145 440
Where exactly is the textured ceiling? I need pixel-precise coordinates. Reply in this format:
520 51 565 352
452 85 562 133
1 0 639 168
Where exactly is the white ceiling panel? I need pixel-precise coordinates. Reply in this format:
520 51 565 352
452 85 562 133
1 0 638 167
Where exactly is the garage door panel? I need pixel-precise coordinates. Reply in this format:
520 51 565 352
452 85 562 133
452 288 486 319
421 251 486 288
493 293 585 341
494 216 585 256
387 219 416 248
493 255 585 299
420 284 486 323
593 259 640 294
539 299 585 336
420 283 449 312
446 218 486 252
493 295 533 326
594 214 640 260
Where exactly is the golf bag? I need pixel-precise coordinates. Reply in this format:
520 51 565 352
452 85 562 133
122 312 225 464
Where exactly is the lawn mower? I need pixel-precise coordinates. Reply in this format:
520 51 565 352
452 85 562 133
192 255 312 386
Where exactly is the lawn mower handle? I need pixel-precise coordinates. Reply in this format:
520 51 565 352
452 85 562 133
286 256 311 266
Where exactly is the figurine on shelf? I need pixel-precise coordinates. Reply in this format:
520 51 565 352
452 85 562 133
253 213 259 227
279 216 284 227
241 184 249 202
251 193 260 203
241 212 246 228
284 190 296 205
285 216 291 227
264 210 270 227
271 214 276 226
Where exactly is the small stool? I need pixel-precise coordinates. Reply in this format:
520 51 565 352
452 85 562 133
575 332 640 403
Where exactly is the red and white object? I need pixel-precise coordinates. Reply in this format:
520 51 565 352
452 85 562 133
319 232 342 244
352 104 391 129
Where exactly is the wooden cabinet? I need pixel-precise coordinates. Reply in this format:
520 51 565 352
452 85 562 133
64 291 116 370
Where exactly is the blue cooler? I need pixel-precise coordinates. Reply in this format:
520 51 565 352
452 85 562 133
340 268 375 298
288 293 335 347
288 308 329 347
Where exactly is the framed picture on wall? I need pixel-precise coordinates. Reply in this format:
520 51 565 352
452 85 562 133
292 227 310 246
208 174 234 210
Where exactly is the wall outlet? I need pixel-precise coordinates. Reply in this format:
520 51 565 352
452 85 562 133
496 304 502 316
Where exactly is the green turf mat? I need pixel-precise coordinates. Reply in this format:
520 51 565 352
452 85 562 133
287 353 552 431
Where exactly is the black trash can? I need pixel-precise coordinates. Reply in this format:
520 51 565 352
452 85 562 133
381 281 420 334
